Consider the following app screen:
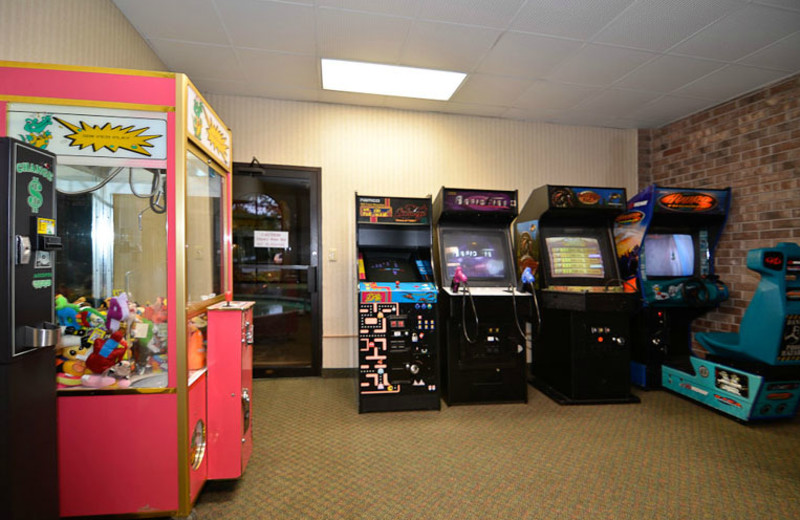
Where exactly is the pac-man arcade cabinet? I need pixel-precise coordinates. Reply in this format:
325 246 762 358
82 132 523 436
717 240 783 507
356 195 439 413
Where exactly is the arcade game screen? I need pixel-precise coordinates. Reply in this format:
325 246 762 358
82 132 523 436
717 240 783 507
363 252 422 283
644 234 695 277
545 236 605 279
441 229 511 282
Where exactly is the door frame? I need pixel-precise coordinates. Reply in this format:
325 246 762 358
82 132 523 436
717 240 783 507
232 162 322 377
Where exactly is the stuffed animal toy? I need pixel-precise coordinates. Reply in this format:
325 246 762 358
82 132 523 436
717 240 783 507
105 293 130 332
85 329 128 374
56 343 91 388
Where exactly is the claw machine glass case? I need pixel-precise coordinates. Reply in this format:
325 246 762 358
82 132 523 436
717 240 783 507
1 61 252 518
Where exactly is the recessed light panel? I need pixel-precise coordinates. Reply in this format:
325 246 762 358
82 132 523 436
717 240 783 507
321 59 466 101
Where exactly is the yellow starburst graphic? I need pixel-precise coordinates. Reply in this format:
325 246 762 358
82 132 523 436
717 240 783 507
54 117 161 157
205 120 230 159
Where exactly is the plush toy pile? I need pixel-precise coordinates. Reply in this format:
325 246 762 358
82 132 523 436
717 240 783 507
55 293 168 389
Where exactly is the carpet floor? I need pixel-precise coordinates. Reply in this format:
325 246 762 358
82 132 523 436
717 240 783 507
194 377 800 520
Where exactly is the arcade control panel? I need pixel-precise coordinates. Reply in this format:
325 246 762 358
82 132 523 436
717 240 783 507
358 283 439 412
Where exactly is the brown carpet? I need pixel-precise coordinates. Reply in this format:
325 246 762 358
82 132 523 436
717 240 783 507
195 377 800 519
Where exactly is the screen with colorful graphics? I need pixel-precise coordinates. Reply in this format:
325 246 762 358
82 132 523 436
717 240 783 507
441 229 512 283
644 234 695 277
545 237 605 279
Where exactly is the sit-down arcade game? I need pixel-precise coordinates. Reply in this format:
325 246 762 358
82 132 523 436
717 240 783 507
516 185 638 404
356 195 439 413
686 243 800 421
432 187 528 405
613 185 731 389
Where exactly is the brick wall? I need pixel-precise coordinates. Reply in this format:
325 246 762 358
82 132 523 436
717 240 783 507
638 74 800 339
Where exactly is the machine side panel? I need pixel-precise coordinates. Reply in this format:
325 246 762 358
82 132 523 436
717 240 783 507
58 393 179 517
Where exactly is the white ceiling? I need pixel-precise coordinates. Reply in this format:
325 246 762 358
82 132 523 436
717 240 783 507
113 0 800 129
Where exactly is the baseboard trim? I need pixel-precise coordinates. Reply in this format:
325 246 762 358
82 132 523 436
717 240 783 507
322 368 356 378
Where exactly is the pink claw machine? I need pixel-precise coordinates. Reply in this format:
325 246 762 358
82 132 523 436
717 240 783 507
0 60 254 518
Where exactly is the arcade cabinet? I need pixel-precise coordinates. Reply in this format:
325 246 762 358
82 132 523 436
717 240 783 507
1 61 252 518
356 195 440 413
0 138 60 520
516 185 638 405
432 187 528 405
613 185 731 390
664 243 800 421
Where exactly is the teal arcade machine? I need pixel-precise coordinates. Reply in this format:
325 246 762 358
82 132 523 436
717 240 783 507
355 195 440 413
613 185 731 391
667 243 800 421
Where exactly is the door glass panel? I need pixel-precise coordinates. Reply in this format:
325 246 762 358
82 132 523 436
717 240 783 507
55 165 169 389
232 174 313 371
185 150 223 308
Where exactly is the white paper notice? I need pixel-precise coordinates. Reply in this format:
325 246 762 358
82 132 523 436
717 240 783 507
254 230 289 249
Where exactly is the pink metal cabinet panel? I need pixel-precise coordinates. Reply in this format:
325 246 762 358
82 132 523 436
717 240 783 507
0 65 175 107
207 301 254 479
58 394 178 517
188 373 208 502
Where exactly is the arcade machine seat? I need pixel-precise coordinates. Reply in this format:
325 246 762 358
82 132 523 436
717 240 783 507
662 243 800 421
696 243 800 365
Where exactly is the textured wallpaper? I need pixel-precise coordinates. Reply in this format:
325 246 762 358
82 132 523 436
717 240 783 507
205 94 638 368
0 0 165 71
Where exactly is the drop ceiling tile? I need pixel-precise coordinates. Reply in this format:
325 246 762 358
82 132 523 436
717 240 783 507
739 31 800 71
671 4 800 61
611 117 667 129
574 88 662 116
147 39 246 81
216 0 315 53
316 0 421 17
673 64 788 100
615 54 724 92
417 0 526 29
114 0 229 44
400 20 500 71
376 96 506 118
317 7 412 62
629 95 714 122
548 112 622 128
195 78 321 102
502 106 563 122
514 81 602 110
594 0 747 52
237 49 319 89
319 89 388 108
510 0 635 39
477 32 583 79
451 74 532 105
438 102 509 118
751 0 800 11
546 44 657 87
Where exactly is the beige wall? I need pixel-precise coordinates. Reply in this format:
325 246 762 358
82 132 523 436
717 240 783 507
205 94 639 368
0 0 165 71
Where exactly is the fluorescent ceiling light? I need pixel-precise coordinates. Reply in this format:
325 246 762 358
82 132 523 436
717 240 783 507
321 59 466 101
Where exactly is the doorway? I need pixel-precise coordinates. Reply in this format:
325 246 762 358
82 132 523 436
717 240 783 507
231 162 321 377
